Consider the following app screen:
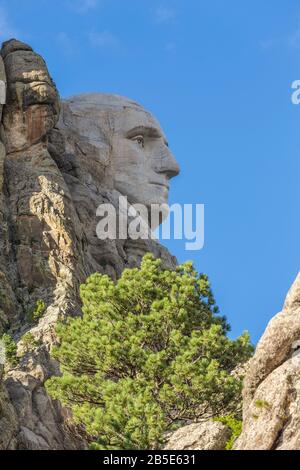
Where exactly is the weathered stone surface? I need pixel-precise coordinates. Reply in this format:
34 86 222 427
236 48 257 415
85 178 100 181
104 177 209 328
1 39 33 59
236 273 300 450
0 39 179 449
0 55 6 107
164 421 231 451
0 367 18 450
0 39 86 450
0 55 9 334
2 40 59 154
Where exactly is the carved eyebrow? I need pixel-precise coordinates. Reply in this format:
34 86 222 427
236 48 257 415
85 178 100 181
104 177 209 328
126 126 163 140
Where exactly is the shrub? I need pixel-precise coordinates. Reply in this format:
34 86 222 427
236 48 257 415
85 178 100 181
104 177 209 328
21 332 40 353
1 333 18 367
27 300 46 323
214 415 243 450
46 254 253 450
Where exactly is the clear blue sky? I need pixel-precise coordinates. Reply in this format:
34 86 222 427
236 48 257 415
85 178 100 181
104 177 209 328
0 0 299 343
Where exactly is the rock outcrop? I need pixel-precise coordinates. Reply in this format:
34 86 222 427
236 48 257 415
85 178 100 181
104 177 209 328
236 274 300 450
0 38 87 450
164 421 231 451
0 366 18 449
0 39 178 449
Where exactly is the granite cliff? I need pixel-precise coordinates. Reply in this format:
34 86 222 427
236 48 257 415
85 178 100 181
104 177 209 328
236 275 300 450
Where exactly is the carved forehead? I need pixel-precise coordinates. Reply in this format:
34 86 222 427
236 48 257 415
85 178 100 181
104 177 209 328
66 92 141 109
63 93 166 139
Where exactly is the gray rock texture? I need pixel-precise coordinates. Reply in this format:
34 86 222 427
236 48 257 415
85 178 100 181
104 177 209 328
0 39 178 449
236 273 300 450
164 421 231 451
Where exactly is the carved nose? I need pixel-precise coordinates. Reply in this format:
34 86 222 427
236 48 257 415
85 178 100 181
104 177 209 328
157 148 180 179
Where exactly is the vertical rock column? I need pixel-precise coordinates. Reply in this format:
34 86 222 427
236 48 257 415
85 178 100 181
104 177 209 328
0 38 85 334
0 39 86 450
0 52 10 332
0 53 18 451
0 53 7 331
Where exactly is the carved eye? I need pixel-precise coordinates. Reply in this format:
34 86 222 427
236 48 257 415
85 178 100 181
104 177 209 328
132 135 145 148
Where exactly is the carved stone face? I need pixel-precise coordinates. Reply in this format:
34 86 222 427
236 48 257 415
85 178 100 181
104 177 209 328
61 94 180 209
110 103 180 208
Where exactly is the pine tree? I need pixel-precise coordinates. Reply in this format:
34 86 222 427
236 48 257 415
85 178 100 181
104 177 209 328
46 254 253 450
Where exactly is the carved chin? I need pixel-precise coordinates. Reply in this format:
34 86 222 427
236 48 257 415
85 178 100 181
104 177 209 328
147 185 170 205
119 186 169 206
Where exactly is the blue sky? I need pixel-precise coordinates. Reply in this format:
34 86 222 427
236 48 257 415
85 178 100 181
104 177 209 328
0 0 299 343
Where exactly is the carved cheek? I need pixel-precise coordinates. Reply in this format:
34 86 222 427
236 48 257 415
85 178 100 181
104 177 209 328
124 142 146 167
112 142 143 182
